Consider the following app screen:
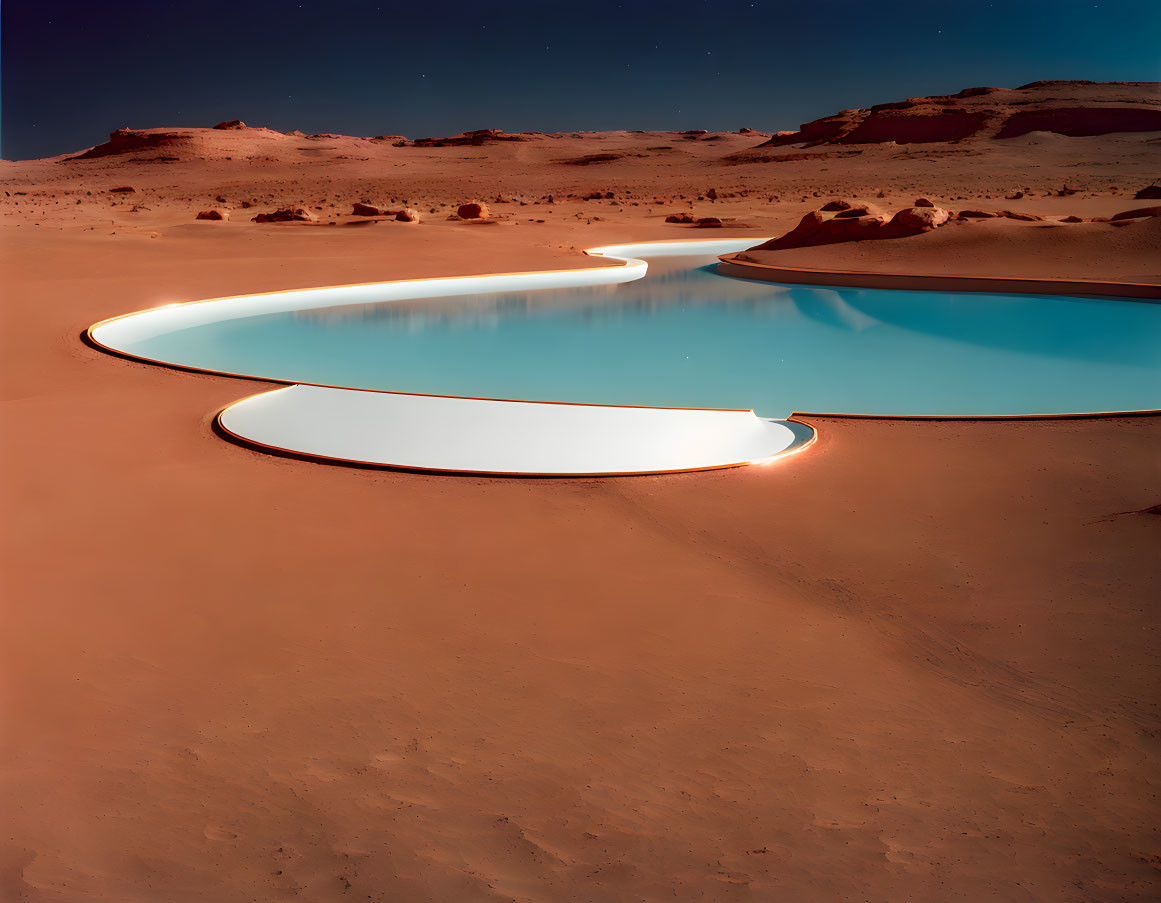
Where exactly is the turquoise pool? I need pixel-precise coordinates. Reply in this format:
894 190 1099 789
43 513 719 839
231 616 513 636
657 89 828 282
122 253 1161 418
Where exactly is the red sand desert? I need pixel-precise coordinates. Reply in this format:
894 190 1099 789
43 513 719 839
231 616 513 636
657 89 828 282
2 81 1160 901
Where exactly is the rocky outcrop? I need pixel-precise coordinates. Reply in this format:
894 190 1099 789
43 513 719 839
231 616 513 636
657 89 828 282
252 207 318 223
413 129 531 147
1135 184 1161 200
891 206 952 232
997 107 1161 138
559 153 623 165
69 125 288 161
73 129 194 159
748 202 951 251
756 81 1161 148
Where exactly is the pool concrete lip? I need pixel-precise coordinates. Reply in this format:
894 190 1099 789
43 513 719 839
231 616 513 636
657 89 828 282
84 236 1159 475
215 385 816 477
716 253 1161 301
86 238 818 477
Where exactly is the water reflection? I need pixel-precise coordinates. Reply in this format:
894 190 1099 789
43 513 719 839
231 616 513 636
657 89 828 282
130 253 1161 417
293 257 796 331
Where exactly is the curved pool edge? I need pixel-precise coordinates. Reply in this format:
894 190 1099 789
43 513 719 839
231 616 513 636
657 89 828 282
213 385 819 478
716 254 1161 301
87 237 826 477
791 409 1161 421
81 236 1160 477
84 237 763 393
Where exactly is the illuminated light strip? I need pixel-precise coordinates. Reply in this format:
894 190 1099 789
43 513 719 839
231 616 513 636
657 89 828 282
88 238 763 350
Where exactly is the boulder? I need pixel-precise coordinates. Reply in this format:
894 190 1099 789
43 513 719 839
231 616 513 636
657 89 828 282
109 186 136 193
956 209 998 218
351 202 392 216
998 210 1043 221
196 208 229 221
456 202 489 219
887 206 952 233
819 200 852 212
395 208 421 223
1006 191 1025 200
665 212 695 223
251 207 318 223
913 198 934 207
1134 184 1161 200
694 217 723 228
1059 215 1085 223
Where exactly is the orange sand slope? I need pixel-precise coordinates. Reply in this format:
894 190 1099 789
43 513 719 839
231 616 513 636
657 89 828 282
2 80 1160 902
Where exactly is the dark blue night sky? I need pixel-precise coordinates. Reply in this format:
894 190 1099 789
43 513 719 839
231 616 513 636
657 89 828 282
2 0 1158 159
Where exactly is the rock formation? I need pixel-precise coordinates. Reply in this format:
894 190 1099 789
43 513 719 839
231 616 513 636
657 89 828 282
413 129 531 147
251 207 318 223
748 202 951 251
756 81 1161 148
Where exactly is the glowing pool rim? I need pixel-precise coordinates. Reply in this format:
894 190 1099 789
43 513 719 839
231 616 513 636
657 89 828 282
84 236 1160 475
86 238 821 476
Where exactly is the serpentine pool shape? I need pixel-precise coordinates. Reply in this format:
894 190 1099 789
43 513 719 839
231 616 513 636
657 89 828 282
88 239 1161 475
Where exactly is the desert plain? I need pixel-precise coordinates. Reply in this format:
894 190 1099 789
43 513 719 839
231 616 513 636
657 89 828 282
1 80 1159 901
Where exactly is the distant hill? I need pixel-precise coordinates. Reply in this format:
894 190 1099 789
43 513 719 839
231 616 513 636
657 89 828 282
758 81 1161 148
